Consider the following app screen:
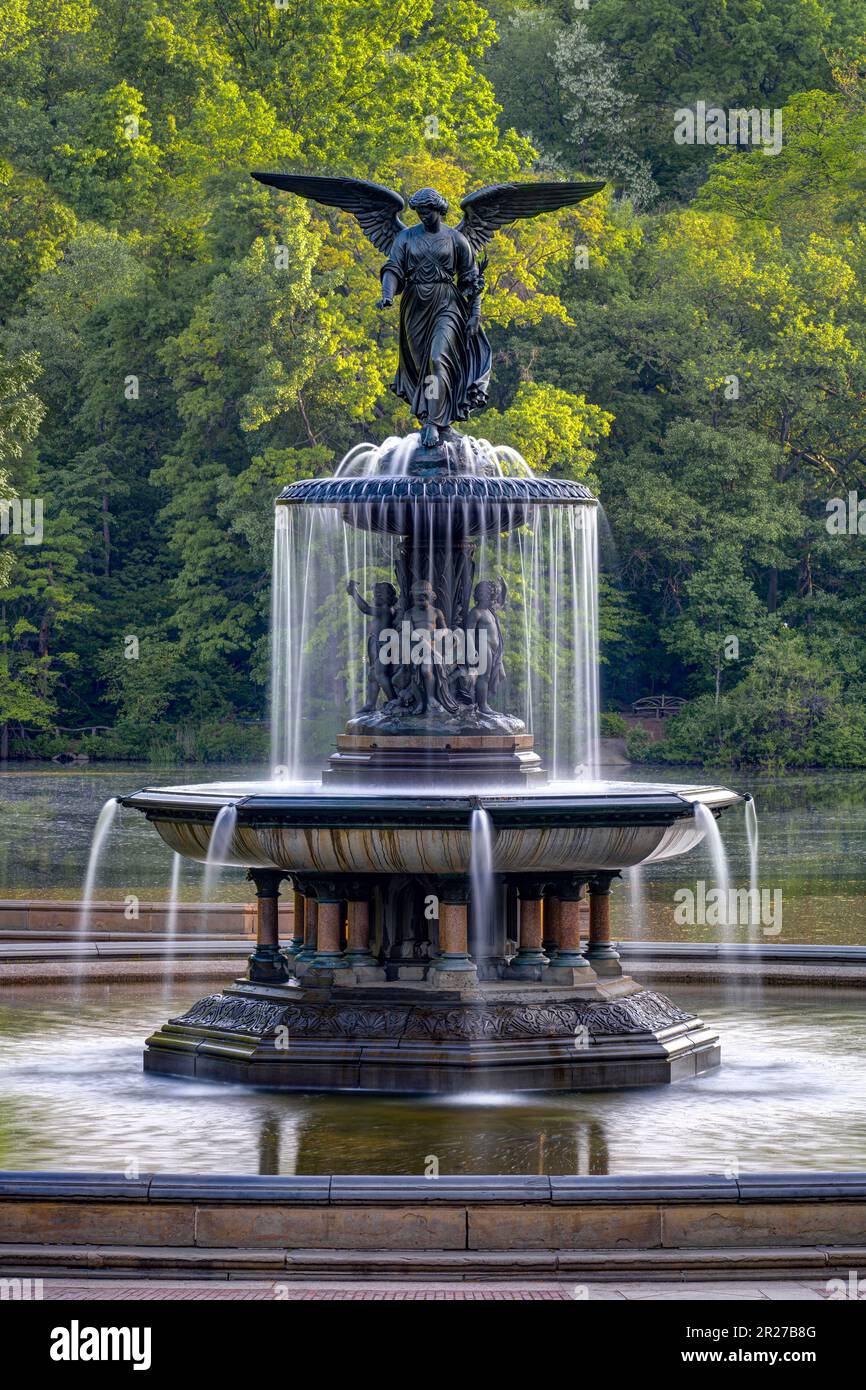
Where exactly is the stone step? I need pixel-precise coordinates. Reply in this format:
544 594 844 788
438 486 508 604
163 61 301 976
0 1243 861 1281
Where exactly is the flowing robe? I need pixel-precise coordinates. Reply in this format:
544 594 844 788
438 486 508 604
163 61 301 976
381 224 492 428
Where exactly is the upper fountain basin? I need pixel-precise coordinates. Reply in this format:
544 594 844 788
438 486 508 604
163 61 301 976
276 473 596 536
120 780 742 877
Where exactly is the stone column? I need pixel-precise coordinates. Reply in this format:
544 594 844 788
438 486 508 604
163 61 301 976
430 878 478 987
294 894 318 967
542 893 561 963
475 879 509 981
309 883 349 972
287 889 306 958
587 872 622 977
343 878 386 981
246 868 291 984
546 875 595 983
346 899 372 962
505 878 549 979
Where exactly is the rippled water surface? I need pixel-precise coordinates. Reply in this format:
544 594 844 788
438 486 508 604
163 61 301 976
0 984 863 1175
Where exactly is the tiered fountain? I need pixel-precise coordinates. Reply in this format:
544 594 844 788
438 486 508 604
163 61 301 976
121 171 741 1091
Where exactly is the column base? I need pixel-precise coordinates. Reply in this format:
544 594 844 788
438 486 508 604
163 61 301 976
340 963 388 985
550 950 591 969
586 947 622 978
308 951 350 973
505 948 549 981
247 947 293 985
429 963 480 991
431 953 477 974
546 963 598 987
345 950 378 968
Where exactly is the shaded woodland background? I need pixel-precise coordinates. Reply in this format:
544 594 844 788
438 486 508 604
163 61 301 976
2 0 866 769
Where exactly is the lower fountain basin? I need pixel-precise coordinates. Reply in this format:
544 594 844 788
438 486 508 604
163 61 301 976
120 780 742 876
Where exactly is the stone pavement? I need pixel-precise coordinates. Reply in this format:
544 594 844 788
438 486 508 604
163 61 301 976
37 1279 837 1300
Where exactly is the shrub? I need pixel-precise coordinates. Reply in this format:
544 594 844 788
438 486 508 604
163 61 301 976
625 724 655 762
659 635 866 770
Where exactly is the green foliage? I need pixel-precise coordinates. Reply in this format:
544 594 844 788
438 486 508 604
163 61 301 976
479 380 612 479
587 0 856 196
625 724 654 762
660 636 866 770
600 711 627 737
1 0 865 769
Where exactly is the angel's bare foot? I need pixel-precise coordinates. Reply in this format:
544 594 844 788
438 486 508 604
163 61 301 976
420 423 439 448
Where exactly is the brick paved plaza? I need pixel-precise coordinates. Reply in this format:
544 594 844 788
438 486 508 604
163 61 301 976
38 1279 837 1301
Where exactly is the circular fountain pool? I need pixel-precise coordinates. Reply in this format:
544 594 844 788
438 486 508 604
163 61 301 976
1 984 863 1174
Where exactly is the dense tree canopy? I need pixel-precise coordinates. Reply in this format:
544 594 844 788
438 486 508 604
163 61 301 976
2 0 865 768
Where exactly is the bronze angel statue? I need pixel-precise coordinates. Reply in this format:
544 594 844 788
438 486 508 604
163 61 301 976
251 172 605 449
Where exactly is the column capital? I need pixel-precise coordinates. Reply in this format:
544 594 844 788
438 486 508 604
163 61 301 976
293 875 346 904
340 875 381 903
589 870 621 896
429 875 471 906
245 868 287 899
510 875 550 901
547 873 589 902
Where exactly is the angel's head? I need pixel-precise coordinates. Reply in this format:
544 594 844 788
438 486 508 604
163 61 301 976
409 187 448 230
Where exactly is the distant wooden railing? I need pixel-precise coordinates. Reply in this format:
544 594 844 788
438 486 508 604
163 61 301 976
631 695 687 721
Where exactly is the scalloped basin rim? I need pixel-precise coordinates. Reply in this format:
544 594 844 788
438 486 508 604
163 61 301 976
119 781 743 827
275 475 598 506
119 781 743 875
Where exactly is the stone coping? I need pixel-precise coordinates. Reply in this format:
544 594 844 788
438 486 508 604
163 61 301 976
619 942 866 963
0 900 259 936
1 1170 864 1205
121 786 739 828
3 1171 864 1273
0 940 252 961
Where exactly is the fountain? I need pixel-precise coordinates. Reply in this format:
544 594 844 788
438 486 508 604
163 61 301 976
118 170 742 1092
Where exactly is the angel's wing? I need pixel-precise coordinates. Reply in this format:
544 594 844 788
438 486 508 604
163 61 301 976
251 172 408 256
456 180 606 254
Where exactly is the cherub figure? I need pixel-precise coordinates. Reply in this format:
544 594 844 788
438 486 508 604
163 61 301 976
346 578 399 714
398 580 459 715
465 578 507 714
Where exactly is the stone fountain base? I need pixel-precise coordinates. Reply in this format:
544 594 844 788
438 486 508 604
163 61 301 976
325 731 543 787
143 975 720 1093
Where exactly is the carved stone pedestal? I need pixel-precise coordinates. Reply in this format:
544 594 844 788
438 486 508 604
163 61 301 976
143 973 720 1094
